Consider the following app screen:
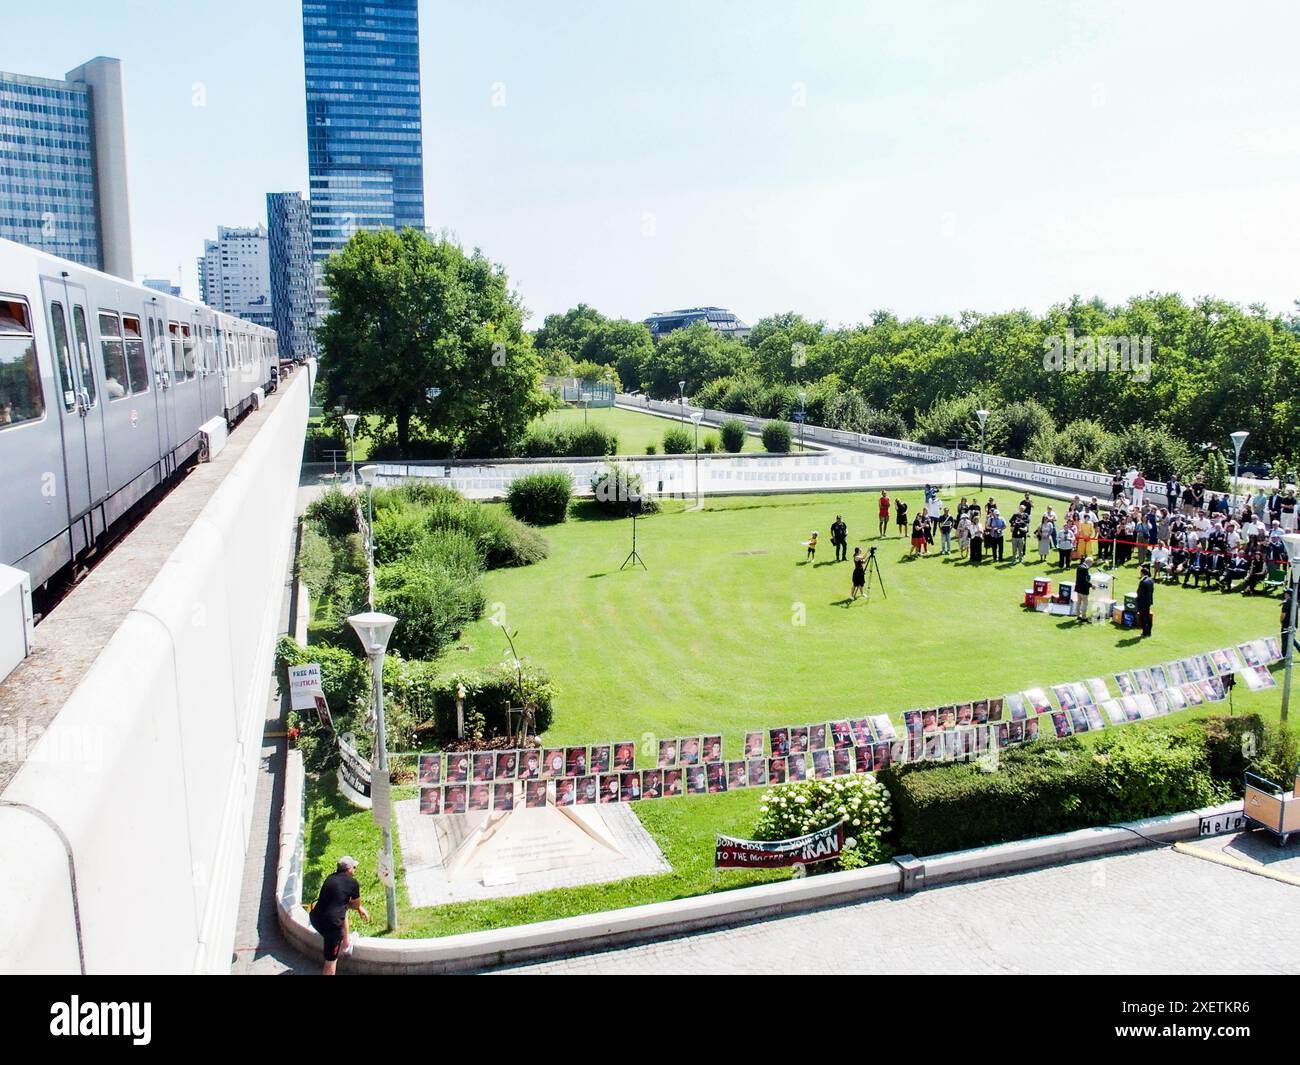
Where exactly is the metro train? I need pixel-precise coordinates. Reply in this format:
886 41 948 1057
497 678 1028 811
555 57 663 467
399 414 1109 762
0 237 281 595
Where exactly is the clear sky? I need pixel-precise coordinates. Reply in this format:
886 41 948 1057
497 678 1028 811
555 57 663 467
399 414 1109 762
5 0 1298 327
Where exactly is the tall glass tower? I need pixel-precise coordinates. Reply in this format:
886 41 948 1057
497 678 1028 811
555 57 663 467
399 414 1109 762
302 0 425 277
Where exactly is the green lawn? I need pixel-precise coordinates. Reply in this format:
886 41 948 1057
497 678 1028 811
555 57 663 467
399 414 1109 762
302 486 1295 939
533 404 804 455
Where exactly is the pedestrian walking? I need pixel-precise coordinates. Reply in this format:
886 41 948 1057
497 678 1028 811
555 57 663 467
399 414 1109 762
309 856 369 976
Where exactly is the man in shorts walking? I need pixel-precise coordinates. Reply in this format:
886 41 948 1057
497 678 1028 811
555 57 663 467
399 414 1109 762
309 855 369 975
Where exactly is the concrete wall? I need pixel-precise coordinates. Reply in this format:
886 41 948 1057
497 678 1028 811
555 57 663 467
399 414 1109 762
0 366 310 974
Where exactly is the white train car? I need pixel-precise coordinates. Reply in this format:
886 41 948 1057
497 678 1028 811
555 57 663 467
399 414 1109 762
0 237 279 593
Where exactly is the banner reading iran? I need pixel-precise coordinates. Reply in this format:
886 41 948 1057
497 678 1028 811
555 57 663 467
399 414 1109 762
714 820 845 869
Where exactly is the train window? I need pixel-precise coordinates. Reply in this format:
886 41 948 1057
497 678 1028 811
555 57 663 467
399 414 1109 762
168 321 184 378
97 312 129 401
49 301 77 410
0 297 42 429
204 327 214 374
154 318 167 375
122 315 149 395
181 324 196 380
72 305 96 407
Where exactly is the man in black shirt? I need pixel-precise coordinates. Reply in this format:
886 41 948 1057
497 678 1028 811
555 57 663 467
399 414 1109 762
309 856 369 975
1136 565 1155 637
1010 508 1029 563
830 515 848 562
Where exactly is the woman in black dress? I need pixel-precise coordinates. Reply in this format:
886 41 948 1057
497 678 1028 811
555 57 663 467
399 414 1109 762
969 515 984 564
851 547 866 600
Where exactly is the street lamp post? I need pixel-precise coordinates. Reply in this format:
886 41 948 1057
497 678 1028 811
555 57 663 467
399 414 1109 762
975 409 990 491
798 391 807 452
1281 534 1300 724
347 610 399 931
360 464 378 609
343 413 359 487
1230 431 1249 514
690 410 703 509
678 380 686 425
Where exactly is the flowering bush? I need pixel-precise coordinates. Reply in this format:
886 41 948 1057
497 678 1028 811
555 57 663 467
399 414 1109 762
754 776 894 871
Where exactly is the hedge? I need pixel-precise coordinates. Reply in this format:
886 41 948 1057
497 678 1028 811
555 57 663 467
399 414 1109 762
877 717 1254 856
516 422 618 458
388 659 556 745
719 419 747 453
662 426 692 454
506 471 573 525
761 421 792 452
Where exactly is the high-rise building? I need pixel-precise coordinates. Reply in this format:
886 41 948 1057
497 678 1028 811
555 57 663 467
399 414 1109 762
267 192 318 362
302 0 425 278
142 277 181 297
198 225 273 328
0 56 133 277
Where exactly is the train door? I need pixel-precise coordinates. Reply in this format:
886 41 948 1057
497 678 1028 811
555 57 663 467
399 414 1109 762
147 313 176 459
167 317 202 448
40 277 109 513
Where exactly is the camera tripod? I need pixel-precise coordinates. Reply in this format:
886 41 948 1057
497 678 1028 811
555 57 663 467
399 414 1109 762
620 508 647 570
862 546 886 601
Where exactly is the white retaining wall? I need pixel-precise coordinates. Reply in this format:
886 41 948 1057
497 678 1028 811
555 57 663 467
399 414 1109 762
0 366 311 974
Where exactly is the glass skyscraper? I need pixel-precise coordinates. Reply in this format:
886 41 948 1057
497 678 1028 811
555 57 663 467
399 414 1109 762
302 0 425 275
267 192 318 362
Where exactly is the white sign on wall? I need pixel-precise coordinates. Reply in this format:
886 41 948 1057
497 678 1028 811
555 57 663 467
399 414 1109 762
288 662 333 729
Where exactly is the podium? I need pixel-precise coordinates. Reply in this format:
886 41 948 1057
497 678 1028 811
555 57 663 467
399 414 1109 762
1243 765 1300 846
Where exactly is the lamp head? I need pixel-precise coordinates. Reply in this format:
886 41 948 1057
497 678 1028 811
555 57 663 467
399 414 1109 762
347 611 397 657
342 413 359 435
975 409 990 428
1230 431 1249 454
359 464 378 487
690 411 703 425
678 380 686 394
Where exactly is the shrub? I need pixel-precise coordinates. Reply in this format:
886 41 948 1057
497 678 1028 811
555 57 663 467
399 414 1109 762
389 660 557 744
420 492 549 568
276 636 371 771
662 426 692 454
880 724 1231 856
506 471 573 525
754 776 894 871
1203 449 1230 492
912 395 1007 454
761 420 792 452
516 422 617 458
645 443 657 455
862 409 910 440
1101 425 1196 482
720 419 747 452
371 505 430 565
375 558 486 659
306 486 359 538
1001 399 1055 459
297 524 335 593
590 462 660 516
701 434 719 454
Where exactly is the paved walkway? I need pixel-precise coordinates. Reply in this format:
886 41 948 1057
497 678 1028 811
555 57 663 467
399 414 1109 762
493 844 1300 975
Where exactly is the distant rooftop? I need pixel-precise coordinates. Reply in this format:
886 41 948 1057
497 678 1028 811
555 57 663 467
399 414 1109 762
643 306 750 339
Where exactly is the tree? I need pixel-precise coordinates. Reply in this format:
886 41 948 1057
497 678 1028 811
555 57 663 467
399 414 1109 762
581 319 653 392
318 229 547 457
533 304 606 371
640 321 748 399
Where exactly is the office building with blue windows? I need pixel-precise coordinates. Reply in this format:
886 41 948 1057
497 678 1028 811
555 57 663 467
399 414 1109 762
267 191 318 362
0 57 133 278
302 0 426 277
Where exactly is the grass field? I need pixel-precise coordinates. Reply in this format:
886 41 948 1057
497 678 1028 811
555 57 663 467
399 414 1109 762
532 405 804 455
303 485 1295 938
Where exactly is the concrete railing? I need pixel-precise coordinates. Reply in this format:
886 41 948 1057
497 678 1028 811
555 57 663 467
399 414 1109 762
0 365 311 974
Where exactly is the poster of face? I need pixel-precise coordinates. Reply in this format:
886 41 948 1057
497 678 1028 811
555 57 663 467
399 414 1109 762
1135 693 1158 719
1051 684 1075 710
987 697 1004 722
832 748 851 776
686 765 708 795
566 747 588 777
994 722 1010 748
744 731 766 758
939 706 957 730
447 752 473 783
621 771 642 802
1006 693 1028 721
657 738 678 768
1265 637 1283 661
555 779 577 807
599 774 622 803
1180 682 1204 706
525 780 549 808
849 719 872 746
542 748 566 779
787 752 808 781
517 750 541 779
1149 666 1169 691
1114 673 1136 696
924 733 944 761
855 746 874 773
972 725 992 755
1132 669 1155 695
972 700 989 725
1241 665 1276 691
920 709 938 734
890 739 908 766
663 769 683 796
468 784 492 812
808 724 828 750
418 754 442 786
956 703 974 726
907 732 924 763
444 784 467 814
1120 696 1142 722
943 730 962 760
870 714 897 740
1067 682 1091 708
613 742 636 771
472 752 495 781
493 782 516 811
577 775 598 804
1023 718 1041 742
1210 648 1238 675
903 710 923 734
788 726 809 753
419 787 441 815
1201 676 1226 701
727 761 748 789
1165 685 1187 711
1101 700 1125 725
1085 705 1106 731
1086 678 1111 704
874 742 892 770
495 751 518 779
1007 720 1024 744
589 745 612 774
706 763 728 793
1051 712 1073 738
769 728 790 757
831 721 854 749
1165 661 1188 686
1151 690 1171 715
642 770 662 798
764 758 784 785
811 749 833 779
1025 689 1051 715
1182 657 1206 682
703 736 724 764
1238 642 1263 668
678 737 702 765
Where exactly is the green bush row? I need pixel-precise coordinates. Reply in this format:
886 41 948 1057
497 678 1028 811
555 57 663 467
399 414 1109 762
506 471 573 525
516 421 618 458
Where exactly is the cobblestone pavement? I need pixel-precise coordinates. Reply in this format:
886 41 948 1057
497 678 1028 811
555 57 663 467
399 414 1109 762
494 846 1300 975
